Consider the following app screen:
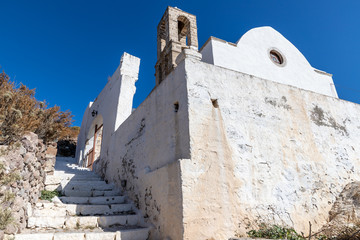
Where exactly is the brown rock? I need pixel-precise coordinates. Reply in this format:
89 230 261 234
329 181 360 222
45 145 57 157
11 197 23 212
4 223 18 235
23 152 35 162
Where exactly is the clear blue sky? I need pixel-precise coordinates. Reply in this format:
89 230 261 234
1 0 360 126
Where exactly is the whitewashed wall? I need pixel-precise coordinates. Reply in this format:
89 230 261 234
182 57 360 239
201 27 338 98
93 61 190 240
75 53 140 166
77 28 359 240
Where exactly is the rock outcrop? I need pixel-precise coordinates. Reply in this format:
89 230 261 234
320 181 360 239
0 132 56 236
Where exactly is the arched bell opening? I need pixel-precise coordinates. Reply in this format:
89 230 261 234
177 15 191 48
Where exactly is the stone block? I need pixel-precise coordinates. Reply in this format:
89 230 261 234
65 204 77 215
14 233 54 240
61 181 112 192
21 132 38 152
5 223 18 235
110 204 132 213
65 217 79 229
45 184 60 191
45 175 61 185
78 216 98 228
88 196 125 205
60 197 89 204
85 232 116 240
78 205 110 216
126 214 140 225
53 233 85 240
27 216 65 228
63 190 92 197
43 160 55 172
45 146 57 157
98 215 130 228
26 202 32 217
33 207 66 217
116 228 150 240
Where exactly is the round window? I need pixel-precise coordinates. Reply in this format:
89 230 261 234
269 50 285 66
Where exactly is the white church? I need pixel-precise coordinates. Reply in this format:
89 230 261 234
75 6 359 240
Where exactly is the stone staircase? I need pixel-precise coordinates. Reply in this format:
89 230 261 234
14 157 149 240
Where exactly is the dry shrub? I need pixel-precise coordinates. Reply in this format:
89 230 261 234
0 71 74 144
60 126 80 140
320 222 360 240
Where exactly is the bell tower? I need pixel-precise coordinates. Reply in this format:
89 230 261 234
155 7 199 85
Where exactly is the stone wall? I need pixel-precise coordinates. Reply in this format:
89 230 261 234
0 132 56 236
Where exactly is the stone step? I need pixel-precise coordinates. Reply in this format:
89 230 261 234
45 184 61 191
54 169 98 174
61 181 114 192
33 203 133 216
46 179 108 191
62 189 122 197
60 196 126 205
14 228 149 240
46 175 102 185
75 204 134 216
28 214 141 229
118 228 150 240
54 172 97 177
54 172 101 178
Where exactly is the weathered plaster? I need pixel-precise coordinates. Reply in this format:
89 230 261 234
183 57 360 239
76 19 360 240
93 61 190 240
89 54 360 240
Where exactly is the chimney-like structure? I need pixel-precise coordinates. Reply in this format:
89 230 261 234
155 7 199 85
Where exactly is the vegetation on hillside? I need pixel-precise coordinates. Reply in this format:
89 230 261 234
0 71 76 144
247 224 305 240
244 223 360 240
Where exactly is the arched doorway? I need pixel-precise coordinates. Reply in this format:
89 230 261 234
84 115 103 170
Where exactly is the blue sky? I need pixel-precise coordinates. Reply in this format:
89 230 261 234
1 1 360 126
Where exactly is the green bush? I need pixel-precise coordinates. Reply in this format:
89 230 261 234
247 224 305 240
40 190 61 201
246 223 360 240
